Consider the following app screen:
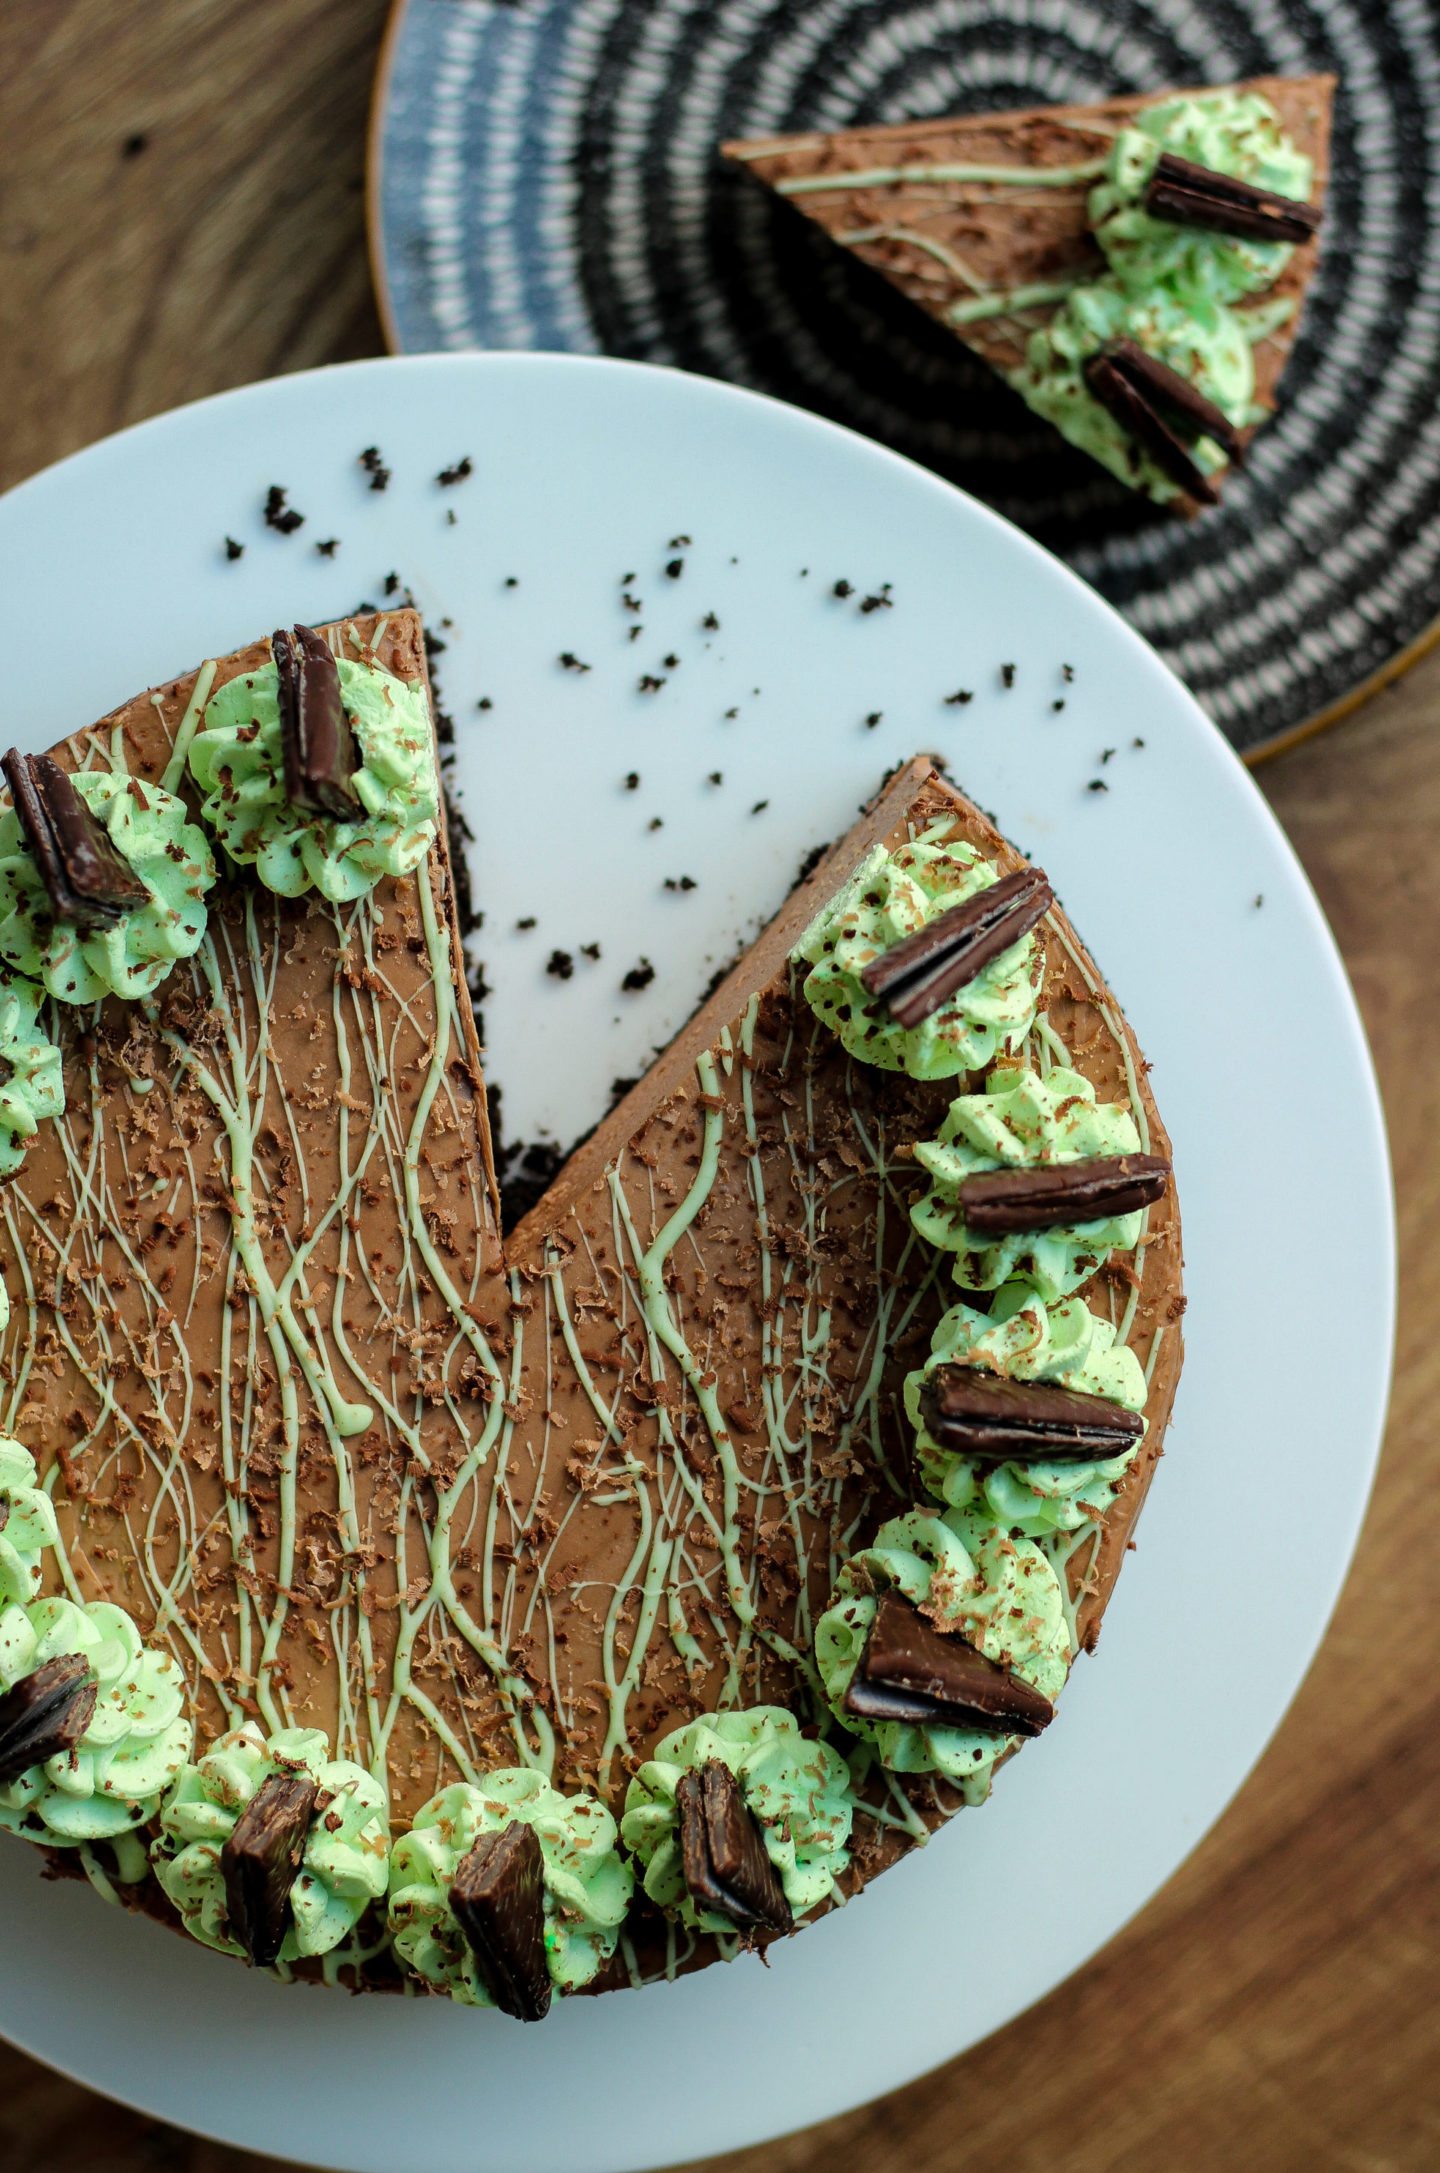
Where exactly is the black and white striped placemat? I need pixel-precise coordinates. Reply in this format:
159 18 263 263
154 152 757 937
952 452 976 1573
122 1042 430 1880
374 0 1440 757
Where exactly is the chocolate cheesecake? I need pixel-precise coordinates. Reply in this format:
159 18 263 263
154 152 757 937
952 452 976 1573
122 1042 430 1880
0 611 1182 2000
727 76 1333 507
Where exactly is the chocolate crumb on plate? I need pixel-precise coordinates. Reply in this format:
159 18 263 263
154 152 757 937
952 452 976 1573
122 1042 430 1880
358 446 390 492
263 486 303 535
224 537 244 562
437 457 474 486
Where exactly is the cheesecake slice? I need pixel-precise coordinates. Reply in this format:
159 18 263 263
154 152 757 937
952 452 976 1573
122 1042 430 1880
727 75 1333 506
0 618 1182 1992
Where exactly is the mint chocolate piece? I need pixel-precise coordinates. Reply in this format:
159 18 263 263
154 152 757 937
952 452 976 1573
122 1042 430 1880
1145 151 1321 247
449 1819 552 2021
3 749 150 932
1083 351 1222 505
272 625 361 820
1097 339 1245 465
958 1151 1170 1234
845 1591 1053 1737
677 1760 793 1935
0 1653 97 1785
859 866 1052 1029
919 1365 1144 1462
221 1769 319 1968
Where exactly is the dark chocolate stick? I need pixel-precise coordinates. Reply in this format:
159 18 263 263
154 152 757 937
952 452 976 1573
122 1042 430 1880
859 867 1053 1030
1101 339 1245 463
2 750 149 930
449 1820 552 2021
678 1762 792 1934
957 1151 1171 1234
0 1654 97 1786
1145 151 1322 246
845 1590 1053 1737
221 1770 319 1968
1083 354 1220 504
919 1365 1144 1462
273 625 361 820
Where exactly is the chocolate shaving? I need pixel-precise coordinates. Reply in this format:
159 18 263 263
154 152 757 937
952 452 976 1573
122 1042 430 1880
221 1769 319 1968
272 625 361 820
859 867 1052 1029
449 1819 552 2021
1083 352 1222 505
677 1760 793 1934
958 1151 1171 1234
0 1654 97 1786
3 750 150 931
919 1365 1145 1463
844 1591 1053 1737
1145 151 1322 247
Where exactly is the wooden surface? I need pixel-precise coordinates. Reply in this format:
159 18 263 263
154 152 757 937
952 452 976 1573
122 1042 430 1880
0 6 1436 2170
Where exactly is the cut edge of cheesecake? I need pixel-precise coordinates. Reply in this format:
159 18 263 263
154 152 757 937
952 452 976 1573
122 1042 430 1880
725 74 1335 503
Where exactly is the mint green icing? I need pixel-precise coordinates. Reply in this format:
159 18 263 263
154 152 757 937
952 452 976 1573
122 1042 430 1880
0 773 214 1004
907 1283 1147 1535
912 1064 1145 1300
0 1595 191 1847
189 654 438 902
388 1769 632 2004
1006 92 1313 501
0 1438 60 1608
621 1706 854 1931
815 1507 1069 1799
793 831 1043 1080
154 1724 389 1961
0 975 63 1175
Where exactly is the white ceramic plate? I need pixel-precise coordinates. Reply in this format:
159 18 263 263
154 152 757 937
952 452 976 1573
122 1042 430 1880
0 354 1393 2173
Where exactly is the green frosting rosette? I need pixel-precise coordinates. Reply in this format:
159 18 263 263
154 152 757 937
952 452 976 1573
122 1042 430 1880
0 1437 60 1608
907 1283 1148 1535
814 1507 1069 1800
189 654 438 902
911 1064 1146 1301
0 1594 191 1849
153 1724 389 1962
388 1768 632 2005
1008 91 1311 501
793 834 1042 1080
621 1706 854 1933
0 771 214 1004
1090 92 1314 309
0 974 63 1177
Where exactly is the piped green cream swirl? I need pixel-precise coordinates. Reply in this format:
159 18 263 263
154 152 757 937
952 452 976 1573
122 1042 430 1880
0 976 62 1179
621 1706 854 1932
0 773 215 1004
907 1283 1147 1535
912 1064 1145 1300
189 654 438 901
814 1507 1069 1798
0 1438 60 1608
794 830 1042 1079
153 1724 390 1962
0 1595 192 1848
388 1770 632 2004
1007 91 1314 500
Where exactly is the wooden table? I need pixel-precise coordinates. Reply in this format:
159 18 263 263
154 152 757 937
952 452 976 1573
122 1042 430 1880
2 8 1436 2170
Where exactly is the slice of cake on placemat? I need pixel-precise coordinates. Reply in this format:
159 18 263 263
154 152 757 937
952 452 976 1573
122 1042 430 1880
0 614 1182 2009
727 75 1332 508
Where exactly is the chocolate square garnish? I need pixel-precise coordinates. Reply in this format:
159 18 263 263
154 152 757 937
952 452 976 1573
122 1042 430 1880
273 625 362 820
919 1365 1144 1463
859 866 1053 1028
956 1151 1170 1234
220 1769 320 1968
448 1818 552 2022
677 1760 793 1935
3 749 150 932
845 1590 1054 1737
0 1654 98 1786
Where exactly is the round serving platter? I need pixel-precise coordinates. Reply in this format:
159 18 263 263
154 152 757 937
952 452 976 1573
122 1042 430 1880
0 353 1393 2172
371 0 1440 761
